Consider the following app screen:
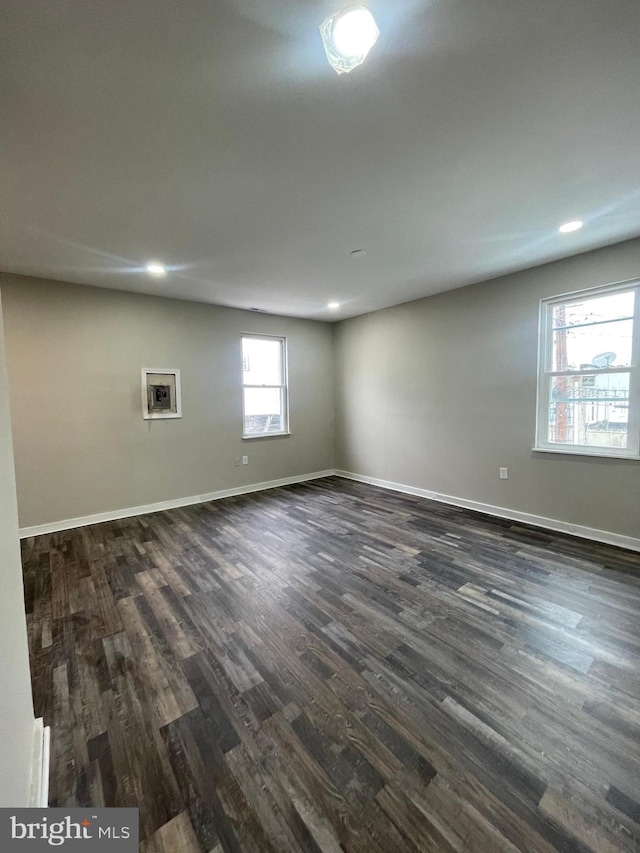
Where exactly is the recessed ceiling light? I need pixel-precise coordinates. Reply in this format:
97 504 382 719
558 220 583 233
328 302 340 310
350 249 367 258
319 6 379 74
146 262 167 277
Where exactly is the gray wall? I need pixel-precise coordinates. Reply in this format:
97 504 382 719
1 275 334 528
0 289 36 805
334 238 640 539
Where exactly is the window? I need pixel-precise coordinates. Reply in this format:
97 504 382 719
536 280 640 458
241 334 289 437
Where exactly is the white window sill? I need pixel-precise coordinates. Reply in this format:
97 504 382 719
242 432 291 440
532 446 639 460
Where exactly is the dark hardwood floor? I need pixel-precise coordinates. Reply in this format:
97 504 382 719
22 476 640 852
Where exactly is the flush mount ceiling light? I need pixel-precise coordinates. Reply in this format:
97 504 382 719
558 220 583 233
146 262 167 277
328 302 341 310
320 6 380 74
350 248 367 258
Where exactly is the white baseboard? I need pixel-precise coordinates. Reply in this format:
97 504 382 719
29 718 50 808
18 466 640 553
335 470 640 553
19 470 335 538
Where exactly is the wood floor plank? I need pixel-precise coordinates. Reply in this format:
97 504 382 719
22 476 640 851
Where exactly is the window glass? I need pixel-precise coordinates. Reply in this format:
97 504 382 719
537 282 638 458
241 336 288 437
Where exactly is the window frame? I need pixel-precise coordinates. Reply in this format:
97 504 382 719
241 333 290 439
535 278 640 459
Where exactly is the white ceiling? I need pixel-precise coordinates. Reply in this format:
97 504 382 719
2 0 639 320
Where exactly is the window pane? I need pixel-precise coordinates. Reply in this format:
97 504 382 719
243 387 283 434
552 291 634 328
552 318 633 371
548 373 630 450
551 290 635 371
242 337 282 386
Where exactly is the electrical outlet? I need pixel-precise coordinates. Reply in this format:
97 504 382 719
499 467 509 480
234 457 240 467
242 455 248 465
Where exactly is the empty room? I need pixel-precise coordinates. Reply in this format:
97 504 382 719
1 1 639 851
